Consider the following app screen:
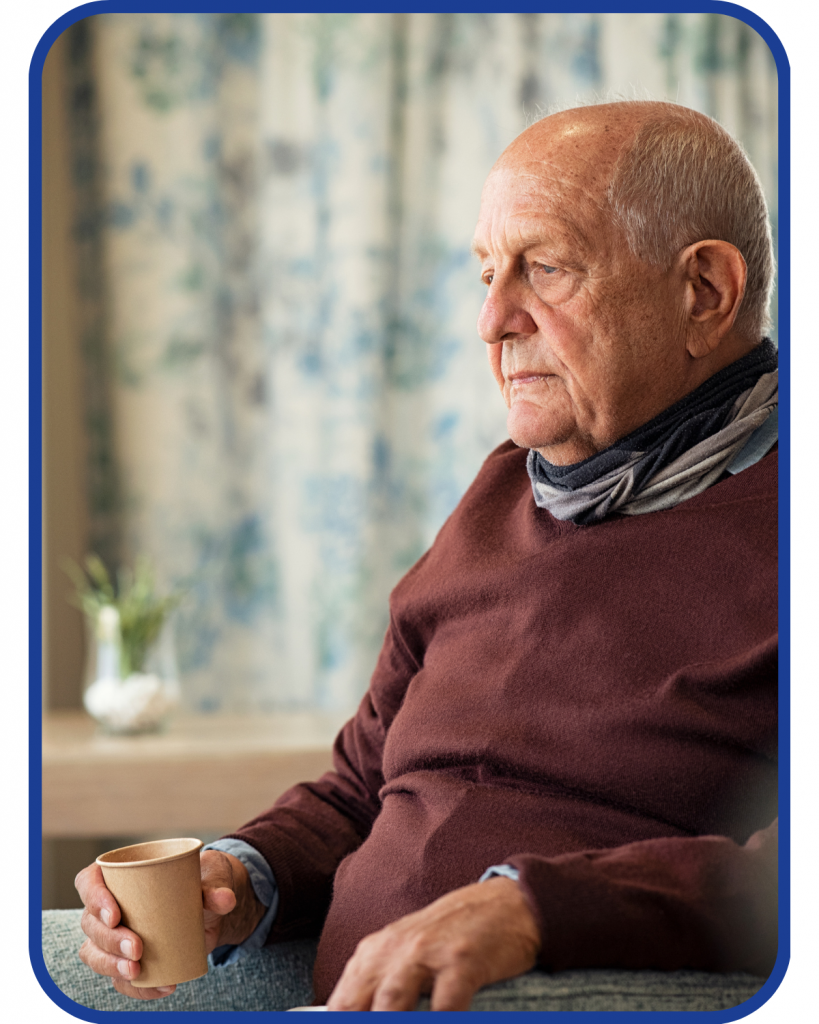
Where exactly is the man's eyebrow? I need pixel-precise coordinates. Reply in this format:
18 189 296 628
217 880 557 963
470 235 559 259
470 234 577 260
470 228 589 262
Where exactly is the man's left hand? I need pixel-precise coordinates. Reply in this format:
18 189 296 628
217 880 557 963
325 876 541 1011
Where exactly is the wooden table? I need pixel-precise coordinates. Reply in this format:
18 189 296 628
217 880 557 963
42 709 350 838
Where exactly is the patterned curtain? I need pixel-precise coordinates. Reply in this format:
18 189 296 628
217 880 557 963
66 12 778 712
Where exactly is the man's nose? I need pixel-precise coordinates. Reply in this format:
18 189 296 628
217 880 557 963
477 286 538 345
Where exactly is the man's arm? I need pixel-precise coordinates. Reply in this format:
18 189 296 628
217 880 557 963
509 818 778 976
220 616 415 942
324 819 777 1010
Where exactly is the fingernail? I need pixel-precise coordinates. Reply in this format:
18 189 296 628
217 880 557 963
120 940 134 959
101 909 111 928
157 986 175 995
116 959 132 977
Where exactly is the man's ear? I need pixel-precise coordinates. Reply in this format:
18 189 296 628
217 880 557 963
678 240 747 358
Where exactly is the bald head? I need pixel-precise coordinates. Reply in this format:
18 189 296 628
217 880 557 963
492 101 774 340
489 105 635 226
497 102 642 180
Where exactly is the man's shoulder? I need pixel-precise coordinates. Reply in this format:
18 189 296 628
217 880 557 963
694 447 777 508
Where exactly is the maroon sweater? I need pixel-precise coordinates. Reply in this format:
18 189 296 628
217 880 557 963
229 441 778 1001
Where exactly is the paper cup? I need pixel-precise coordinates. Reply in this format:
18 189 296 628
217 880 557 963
96 838 208 988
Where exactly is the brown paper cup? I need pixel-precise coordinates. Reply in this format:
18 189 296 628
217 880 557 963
96 838 208 988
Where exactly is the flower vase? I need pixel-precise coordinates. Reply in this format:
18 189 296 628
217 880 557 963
83 605 181 735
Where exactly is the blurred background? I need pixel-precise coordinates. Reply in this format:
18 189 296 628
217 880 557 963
41 12 778 907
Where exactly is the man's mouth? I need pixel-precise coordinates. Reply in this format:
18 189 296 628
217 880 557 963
508 372 552 387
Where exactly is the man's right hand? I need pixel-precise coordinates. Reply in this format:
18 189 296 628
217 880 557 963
75 849 265 1001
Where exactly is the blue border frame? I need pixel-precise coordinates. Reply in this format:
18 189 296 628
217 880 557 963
29 4 790 1021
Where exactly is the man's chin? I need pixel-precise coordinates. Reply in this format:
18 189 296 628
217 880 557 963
506 409 571 456
507 423 600 466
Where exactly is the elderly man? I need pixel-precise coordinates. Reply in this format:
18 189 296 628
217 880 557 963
61 100 777 1013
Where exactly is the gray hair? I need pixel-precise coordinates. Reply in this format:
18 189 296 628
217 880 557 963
606 103 775 340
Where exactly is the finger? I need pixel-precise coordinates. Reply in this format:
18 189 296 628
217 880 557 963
202 885 237 917
75 863 121 929
79 937 141 983
325 958 380 1011
80 908 143 962
111 977 177 1001
429 967 477 1012
370 964 430 1012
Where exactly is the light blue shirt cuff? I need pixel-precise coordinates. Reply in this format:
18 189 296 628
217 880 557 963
203 838 280 967
479 864 521 884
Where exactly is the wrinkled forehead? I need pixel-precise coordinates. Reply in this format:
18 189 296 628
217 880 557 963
473 115 632 257
472 161 615 259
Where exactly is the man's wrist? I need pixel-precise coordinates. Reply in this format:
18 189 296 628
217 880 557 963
204 838 280 966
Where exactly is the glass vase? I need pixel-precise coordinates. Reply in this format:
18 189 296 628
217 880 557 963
82 605 181 735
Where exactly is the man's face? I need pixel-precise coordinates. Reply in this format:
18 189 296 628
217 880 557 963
473 119 692 465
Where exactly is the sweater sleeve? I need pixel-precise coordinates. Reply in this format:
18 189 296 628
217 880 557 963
507 818 778 977
223 617 418 943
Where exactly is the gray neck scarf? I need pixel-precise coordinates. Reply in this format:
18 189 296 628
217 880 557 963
527 341 778 525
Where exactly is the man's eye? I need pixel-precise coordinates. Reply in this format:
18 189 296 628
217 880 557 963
535 263 559 275
483 273 494 286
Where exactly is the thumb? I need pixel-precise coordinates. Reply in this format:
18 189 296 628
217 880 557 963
200 849 238 917
203 885 237 917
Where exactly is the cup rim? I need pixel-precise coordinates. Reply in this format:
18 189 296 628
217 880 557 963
96 837 203 868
